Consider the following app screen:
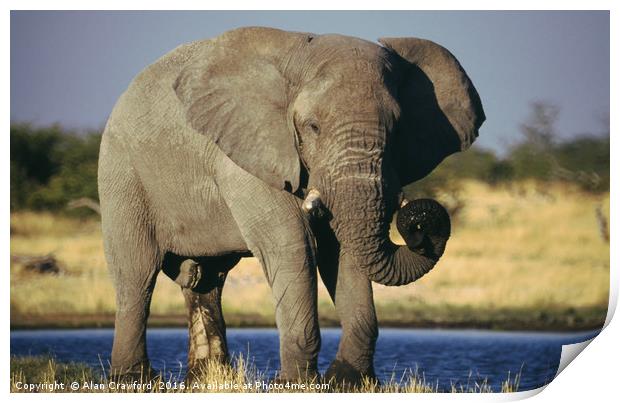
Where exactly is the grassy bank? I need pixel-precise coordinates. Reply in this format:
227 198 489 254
10 307 607 331
10 355 521 393
10 180 609 331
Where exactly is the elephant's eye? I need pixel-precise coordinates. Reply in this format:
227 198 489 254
307 121 320 135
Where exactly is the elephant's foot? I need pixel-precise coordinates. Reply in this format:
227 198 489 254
272 365 320 384
266 372 321 390
109 361 159 384
324 359 377 390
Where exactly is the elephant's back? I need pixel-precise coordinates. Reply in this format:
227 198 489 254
99 38 249 256
102 38 222 177
103 38 211 142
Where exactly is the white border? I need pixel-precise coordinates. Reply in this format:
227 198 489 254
4 2 617 402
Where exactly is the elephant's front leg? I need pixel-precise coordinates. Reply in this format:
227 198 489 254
256 235 321 381
217 168 321 381
316 223 378 385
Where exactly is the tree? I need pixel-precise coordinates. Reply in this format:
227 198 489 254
509 101 559 181
10 124 102 214
507 101 609 192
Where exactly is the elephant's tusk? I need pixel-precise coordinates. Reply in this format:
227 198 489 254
302 189 322 213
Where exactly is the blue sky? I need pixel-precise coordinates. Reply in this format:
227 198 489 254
10 11 610 154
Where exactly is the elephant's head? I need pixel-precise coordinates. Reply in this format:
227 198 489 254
174 27 485 286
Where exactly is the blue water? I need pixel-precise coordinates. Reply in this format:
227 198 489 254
10 327 598 391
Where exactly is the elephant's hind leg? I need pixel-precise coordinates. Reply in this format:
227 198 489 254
100 172 161 381
171 255 240 379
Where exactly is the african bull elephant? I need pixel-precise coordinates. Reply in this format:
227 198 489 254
98 26 485 384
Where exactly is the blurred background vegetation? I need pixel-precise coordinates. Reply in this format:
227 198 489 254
10 102 609 217
10 124 101 216
405 102 609 201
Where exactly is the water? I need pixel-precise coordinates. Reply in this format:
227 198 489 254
10 327 598 392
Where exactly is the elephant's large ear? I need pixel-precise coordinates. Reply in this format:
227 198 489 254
174 28 307 192
379 37 485 186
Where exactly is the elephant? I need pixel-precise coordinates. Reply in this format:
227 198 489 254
98 26 485 384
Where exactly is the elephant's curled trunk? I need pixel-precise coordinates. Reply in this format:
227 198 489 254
367 198 451 286
327 178 451 287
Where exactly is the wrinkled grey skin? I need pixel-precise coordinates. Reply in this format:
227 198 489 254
98 27 485 383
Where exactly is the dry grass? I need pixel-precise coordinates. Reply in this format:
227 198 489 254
375 181 609 324
10 180 609 329
10 355 521 393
